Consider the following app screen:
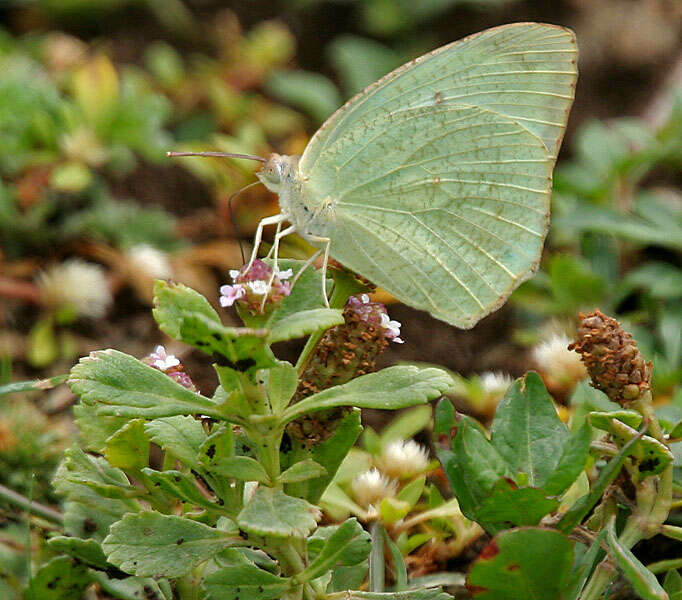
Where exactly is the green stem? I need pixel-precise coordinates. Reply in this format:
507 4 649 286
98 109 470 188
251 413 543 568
579 560 616 600
369 522 385 593
647 557 682 574
0 483 62 524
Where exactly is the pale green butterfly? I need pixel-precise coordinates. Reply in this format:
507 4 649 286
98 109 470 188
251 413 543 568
171 22 577 328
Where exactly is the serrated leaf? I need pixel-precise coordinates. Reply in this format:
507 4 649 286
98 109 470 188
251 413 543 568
238 486 320 538
491 372 568 488
268 308 344 343
466 528 573 600
47 536 109 569
607 520 668 600
543 421 592 496
282 366 453 423
141 468 228 512
73 402 128 453
279 459 327 483
104 419 149 470
69 349 219 419
474 480 559 526
145 415 206 471
152 280 272 371
203 548 291 600
102 511 237 577
210 456 271 483
266 361 298 414
302 518 371 582
24 556 91 600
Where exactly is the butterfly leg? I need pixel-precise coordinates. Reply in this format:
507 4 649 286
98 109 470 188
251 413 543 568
289 249 322 289
246 213 287 272
260 224 297 311
306 235 331 308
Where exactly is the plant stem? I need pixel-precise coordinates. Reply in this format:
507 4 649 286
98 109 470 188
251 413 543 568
579 560 617 600
369 522 385 593
0 483 62 524
647 557 682 574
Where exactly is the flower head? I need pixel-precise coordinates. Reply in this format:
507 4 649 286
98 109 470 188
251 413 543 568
351 468 398 508
532 333 586 386
127 244 173 280
376 439 430 479
143 345 196 391
480 371 513 396
346 294 403 343
220 260 291 313
37 259 111 318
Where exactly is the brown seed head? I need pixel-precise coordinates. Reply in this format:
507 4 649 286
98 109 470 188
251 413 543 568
568 309 651 406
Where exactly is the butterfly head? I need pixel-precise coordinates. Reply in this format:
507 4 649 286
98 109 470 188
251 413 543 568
257 154 300 193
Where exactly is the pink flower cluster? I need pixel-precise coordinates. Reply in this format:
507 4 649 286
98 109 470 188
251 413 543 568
346 294 404 343
143 345 196 390
219 260 292 313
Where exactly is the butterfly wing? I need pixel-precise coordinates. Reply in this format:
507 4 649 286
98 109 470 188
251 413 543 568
299 23 577 328
300 22 577 172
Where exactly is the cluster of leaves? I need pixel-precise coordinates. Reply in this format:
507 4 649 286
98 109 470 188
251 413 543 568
8 263 454 599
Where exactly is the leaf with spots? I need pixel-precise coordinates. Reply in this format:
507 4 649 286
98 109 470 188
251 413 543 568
24 556 92 600
466 528 574 600
102 511 239 577
237 486 321 538
141 468 231 513
203 548 291 600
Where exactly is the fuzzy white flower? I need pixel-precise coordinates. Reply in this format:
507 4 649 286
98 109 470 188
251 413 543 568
148 345 180 371
37 259 111 318
377 439 430 478
380 313 404 344
532 334 586 384
246 280 269 295
351 468 398 508
480 371 513 396
127 244 173 279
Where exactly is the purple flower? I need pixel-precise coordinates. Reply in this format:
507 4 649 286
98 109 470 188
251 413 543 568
346 294 404 343
220 260 292 313
143 345 196 391
219 284 246 307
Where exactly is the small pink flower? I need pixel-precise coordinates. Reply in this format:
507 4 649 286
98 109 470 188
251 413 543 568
346 295 404 343
219 284 246 307
220 260 292 314
147 345 180 371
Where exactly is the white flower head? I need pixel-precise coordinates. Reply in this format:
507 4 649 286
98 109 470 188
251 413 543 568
532 333 586 384
351 468 398 508
37 259 111 318
149 345 180 371
220 284 246 307
377 439 430 478
380 313 404 344
127 244 173 279
246 280 269 295
277 268 293 280
480 371 513 396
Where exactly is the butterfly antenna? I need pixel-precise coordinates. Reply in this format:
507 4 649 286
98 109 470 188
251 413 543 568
167 151 266 162
228 181 262 264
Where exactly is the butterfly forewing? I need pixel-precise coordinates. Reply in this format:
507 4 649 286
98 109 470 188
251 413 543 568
297 23 577 328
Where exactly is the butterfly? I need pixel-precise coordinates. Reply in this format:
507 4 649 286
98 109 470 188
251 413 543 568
171 22 577 328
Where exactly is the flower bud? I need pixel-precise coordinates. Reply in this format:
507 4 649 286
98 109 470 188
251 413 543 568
568 310 651 406
351 468 398 508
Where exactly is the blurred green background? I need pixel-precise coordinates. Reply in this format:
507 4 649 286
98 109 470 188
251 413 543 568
0 1 680 590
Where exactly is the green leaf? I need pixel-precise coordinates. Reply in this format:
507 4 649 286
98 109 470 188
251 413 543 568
102 511 237 577
73 402 128 453
282 366 453 424
491 372 568 488
199 424 234 468
475 480 559 526
237 486 320 538
141 468 229 512
608 419 673 477
543 421 592 496
145 415 206 471
24 556 91 600
0 373 67 398
397 476 426 508
104 419 149 470
386 533 408 591
557 434 642 534
203 548 291 600
69 349 219 419
379 497 411 524
564 529 608 600
47 536 109 569
265 69 342 123
607 520 668 600
266 361 298 414
589 410 643 431
302 518 371 582
380 405 433 446
152 280 272 371
53 446 139 541
279 459 327 484
267 308 344 343
664 569 682 595
437 418 512 532
326 590 452 600
285 409 363 503
466 528 574 600
210 456 271 483
88 572 172 600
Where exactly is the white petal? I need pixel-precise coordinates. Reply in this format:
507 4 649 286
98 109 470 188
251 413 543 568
229 269 241 280
278 268 293 280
